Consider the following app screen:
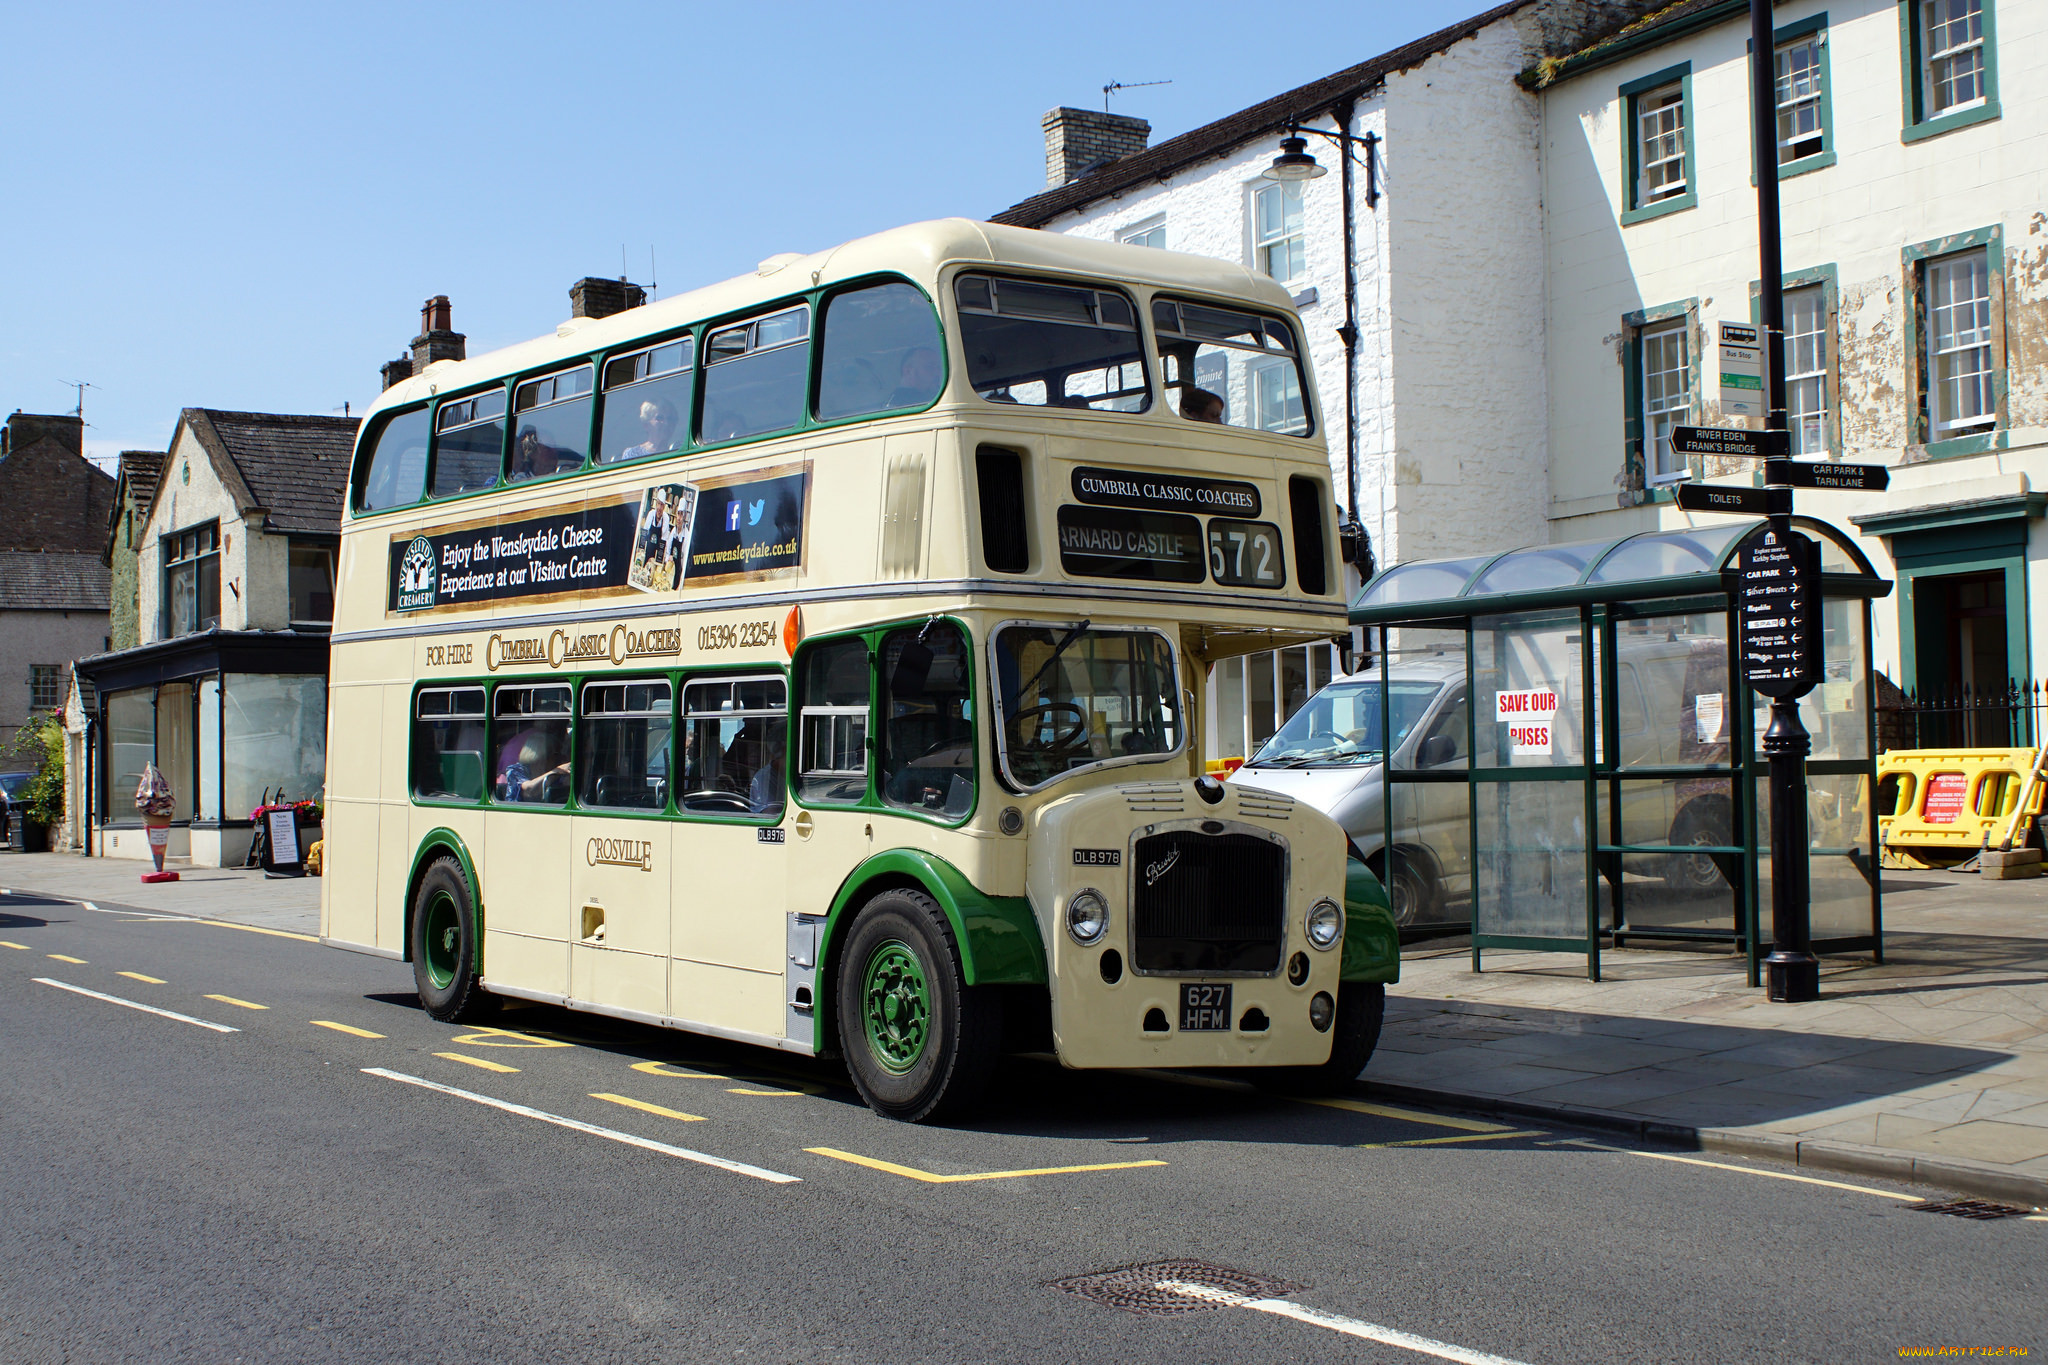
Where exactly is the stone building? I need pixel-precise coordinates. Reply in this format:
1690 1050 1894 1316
994 0 1659 760
76 409 356 865
1528 0 2046 708
103 451 165 653
0 411 113 760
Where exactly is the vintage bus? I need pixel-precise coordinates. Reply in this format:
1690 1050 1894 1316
321 219 1399 1121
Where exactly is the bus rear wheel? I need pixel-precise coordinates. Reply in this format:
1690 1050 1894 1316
1253 982 1386 1096
410 857 497 1023
835 888 1000 1123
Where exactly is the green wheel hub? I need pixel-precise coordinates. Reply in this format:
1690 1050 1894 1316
861 939 931 1074
422 890 460 990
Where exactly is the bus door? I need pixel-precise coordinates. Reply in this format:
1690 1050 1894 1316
669 674 791 1039
568 677 674 1021
479 681 574 998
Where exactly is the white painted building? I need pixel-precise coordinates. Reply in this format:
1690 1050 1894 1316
1531 0 2048 711
995 0 1661 760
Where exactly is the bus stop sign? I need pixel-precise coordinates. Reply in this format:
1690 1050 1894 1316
1730 526 1821 699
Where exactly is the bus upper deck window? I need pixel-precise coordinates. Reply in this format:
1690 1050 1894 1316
955 274 1149 413
355 406 430 512
431 389 508 499
1152 297 1313 436
816 281 944 421
598 338 694 465
508 366 594 483
701 305 810 443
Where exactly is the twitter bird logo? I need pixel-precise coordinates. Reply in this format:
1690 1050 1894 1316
747 499 766 527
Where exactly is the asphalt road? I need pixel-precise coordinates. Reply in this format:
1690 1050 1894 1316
2 886 2042 1364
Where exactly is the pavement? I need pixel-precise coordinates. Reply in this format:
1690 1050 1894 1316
5 846 2047 1209
1376 870 2048 1208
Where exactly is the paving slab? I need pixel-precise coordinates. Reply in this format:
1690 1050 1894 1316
1374 869 2048 1206
0 850 320 933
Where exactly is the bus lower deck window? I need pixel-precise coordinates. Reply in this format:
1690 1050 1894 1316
579 679 673 811
680 676 787 817
413 687 487 801
493 684 572 806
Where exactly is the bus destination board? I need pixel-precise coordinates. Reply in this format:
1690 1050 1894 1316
1056 505 1205 583
1730 526 1821 699
1070 465 1261 518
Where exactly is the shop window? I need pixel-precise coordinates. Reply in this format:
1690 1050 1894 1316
222 674 326 816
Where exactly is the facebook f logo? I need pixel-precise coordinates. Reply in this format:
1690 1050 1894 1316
725 501 741 532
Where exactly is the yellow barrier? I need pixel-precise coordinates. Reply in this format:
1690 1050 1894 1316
1206 757 1245 776
1877 747 2044 865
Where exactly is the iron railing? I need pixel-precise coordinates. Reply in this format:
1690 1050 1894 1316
1876 677 2048 753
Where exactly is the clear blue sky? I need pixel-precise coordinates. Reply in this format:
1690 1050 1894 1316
8 1 1481 470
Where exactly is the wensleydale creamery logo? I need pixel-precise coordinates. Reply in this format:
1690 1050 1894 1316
395 537 437 611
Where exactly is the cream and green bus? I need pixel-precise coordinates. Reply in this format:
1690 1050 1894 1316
321 219 1399 1121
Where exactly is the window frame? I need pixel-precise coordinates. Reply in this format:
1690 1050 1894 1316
1248 181 1306 285
1904 226 2007 456
1620 299 1701 495
576 675 676 816
1749 265 1842 459
409 684 490 806
677 670 790 825
1764 13 1836 178
698 303 813 447
506 362 596 486
596 331 696 468
952 272 1153 414
28 664 62 712
1619 63 1697 225
161 520 222 638
1119 216 1166 250
810 277 948 425
349 402 431 513
427 383 511 502
1899 0 2000 142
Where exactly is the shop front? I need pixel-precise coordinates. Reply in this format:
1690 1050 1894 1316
75 631 327 867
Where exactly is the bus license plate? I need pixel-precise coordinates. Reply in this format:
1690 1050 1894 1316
1180 983 1232 1031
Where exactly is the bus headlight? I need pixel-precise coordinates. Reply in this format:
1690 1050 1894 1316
1305 898 1343 951
1066 889 1110 946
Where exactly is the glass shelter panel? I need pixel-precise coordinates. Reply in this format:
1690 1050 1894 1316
1756 772 1875 944
1477 780 1591 940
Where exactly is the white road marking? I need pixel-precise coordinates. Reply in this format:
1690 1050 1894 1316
33 978 239 1033
362 1068 799 1184
1156 1281 1535 1365
1549 1137 1908 1199
82 902 100 912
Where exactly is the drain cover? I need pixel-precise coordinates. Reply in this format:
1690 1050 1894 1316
1906 1198 2035 1220
1048 1259 1304 1317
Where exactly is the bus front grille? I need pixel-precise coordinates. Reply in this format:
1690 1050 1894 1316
1130 830 1286 974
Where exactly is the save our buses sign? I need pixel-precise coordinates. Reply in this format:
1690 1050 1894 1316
387 464 810 615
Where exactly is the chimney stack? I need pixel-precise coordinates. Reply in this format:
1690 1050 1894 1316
570 277 648 320
380 356 414 390
410 295 466 373
1041 107 1151 188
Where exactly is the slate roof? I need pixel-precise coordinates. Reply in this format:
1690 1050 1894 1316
0 550 112 612
1520 0 1742 87
991 0 1533 227
120 450 165 514
182 409 360 536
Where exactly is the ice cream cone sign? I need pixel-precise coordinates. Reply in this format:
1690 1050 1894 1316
135 763 179 883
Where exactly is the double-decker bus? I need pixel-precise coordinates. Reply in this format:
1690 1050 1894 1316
322 219 1399 1121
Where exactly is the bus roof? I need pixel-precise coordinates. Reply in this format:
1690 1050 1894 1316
366 218 1299 422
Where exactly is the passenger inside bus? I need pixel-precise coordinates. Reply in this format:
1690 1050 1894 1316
496 732 569 803
619 399 680 460
888 348 942 408
1181 387 1225 423
749 731 785 813
509 425 574 481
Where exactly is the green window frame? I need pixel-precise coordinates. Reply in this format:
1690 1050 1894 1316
1619 63 1696 225
1765 13 1836 178
1902 225 2007 459
1898 0 2000 142
1749 264 1842 458
1620 300 1701 501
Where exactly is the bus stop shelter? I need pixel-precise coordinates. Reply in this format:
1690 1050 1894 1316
1349 517 1892 984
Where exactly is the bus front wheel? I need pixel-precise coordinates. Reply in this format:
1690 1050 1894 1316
410 857 497 1023
1253 981 1386 1096
835 888 1001 1122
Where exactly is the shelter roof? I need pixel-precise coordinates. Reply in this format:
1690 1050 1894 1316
1351 518 1887 625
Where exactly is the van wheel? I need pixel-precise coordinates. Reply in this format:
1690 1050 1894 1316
836 888 1000 1122
411 857 498 1022
1665 802 1737 892
1255 982 1386 1096
1376 850 1435 926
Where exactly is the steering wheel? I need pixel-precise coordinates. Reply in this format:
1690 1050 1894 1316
682 789 753 813
1010 702 1088 751
1303 729 1346 748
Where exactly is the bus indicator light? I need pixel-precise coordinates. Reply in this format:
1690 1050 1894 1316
782 604 803 656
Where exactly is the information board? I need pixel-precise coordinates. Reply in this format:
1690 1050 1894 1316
1731 526 1821 699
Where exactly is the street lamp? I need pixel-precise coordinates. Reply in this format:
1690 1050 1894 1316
1264 135 1329 182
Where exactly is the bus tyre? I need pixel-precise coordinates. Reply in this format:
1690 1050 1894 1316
836 889 1000 1123
410 857 497 1023
1254 981 1385 1097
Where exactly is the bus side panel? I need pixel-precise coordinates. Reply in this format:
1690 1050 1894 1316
377 683 414 954
569 815 672 1018
670 820 785 974
478 808 571 998
669 959 782 1037
321 681 382 948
